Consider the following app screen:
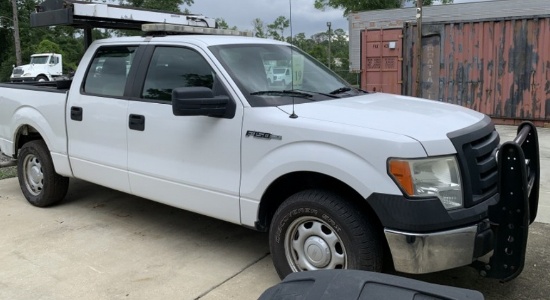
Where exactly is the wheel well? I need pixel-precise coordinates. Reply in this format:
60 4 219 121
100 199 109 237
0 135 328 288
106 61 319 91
257 172 383 233
258 171 393 270
14 125 44 158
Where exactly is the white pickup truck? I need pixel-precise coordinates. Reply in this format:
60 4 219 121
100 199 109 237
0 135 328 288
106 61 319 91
0 31 540 282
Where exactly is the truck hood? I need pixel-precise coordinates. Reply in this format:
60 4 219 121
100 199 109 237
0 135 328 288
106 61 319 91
278 93 487 156
17 64 35 71
11 64 44 77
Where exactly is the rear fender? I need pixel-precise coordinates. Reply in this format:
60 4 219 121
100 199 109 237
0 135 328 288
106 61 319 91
11 106 72 176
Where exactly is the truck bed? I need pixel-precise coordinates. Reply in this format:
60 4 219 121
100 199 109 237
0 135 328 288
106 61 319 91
0 82 69 158
0 79 72 93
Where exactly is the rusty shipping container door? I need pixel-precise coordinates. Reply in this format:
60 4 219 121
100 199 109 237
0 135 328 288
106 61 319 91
407 17 550 124
361 29 403 94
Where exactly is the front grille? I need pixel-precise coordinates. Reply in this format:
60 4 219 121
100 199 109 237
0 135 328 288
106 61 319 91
447 117 500 207
12 68 23 75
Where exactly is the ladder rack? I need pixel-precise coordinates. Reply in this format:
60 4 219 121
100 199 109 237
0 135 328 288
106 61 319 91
31 0 216 30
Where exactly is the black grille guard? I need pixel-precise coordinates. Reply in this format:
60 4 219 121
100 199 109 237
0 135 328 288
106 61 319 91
473 122 540 282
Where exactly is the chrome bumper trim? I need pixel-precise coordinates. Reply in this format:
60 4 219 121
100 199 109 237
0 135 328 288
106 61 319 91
384 225 478 274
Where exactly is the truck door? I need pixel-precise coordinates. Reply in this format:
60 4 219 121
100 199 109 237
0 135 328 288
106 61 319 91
66 45 140 193
126 45 243 223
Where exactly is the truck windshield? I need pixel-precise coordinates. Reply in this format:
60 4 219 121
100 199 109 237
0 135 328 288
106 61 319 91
30 56 50 64
209 44 364 107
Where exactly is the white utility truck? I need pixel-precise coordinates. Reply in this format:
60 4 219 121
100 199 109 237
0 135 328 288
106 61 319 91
0 0 540 282
10 53 63 82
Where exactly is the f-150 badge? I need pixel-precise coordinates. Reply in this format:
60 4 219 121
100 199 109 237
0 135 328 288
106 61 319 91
245 130 282 140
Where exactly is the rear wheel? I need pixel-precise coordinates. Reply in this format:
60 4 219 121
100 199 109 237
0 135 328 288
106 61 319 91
17 140 69 207
269 189 382 279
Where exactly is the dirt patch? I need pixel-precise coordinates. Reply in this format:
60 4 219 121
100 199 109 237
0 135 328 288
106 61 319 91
0 154 17 180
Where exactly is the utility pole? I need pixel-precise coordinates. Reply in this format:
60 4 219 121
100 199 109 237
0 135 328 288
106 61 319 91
326 21 332 70
415 0 423 97
11 0 22 66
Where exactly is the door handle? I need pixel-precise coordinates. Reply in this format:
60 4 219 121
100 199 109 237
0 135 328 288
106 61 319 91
129 114 145 131
70 106 83 121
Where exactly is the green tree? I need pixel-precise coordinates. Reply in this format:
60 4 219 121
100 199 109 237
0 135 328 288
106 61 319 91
267 16 289 41
216 18 237 30
0 0 111 81
283 26 357 85
0 0 50 80
314 0 453 15
252 18 266 38
35 39 62 54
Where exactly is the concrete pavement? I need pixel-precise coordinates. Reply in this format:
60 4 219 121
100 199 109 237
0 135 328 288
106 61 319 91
0 178 280 299
0 125 548 300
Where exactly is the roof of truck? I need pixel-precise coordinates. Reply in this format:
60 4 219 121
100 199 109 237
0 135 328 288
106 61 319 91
93 35 289 47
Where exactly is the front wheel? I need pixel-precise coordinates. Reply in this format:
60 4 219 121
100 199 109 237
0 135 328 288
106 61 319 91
35 75 49 82
17 140 69 207
269 189 382 279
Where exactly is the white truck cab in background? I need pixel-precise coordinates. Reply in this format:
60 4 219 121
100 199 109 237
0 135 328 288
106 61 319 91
10 53 63 82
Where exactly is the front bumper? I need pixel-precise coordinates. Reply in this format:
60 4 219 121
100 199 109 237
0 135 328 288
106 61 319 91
384 222 491 274
10 76 35 82
383 122 540 281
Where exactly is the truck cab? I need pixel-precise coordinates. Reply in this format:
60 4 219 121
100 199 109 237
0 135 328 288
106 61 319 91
10 53 63 82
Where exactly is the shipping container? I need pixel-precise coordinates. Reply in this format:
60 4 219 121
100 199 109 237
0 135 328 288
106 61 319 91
349 0 550 125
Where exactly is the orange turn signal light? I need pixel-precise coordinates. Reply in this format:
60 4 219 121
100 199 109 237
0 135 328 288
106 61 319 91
388 159 414 195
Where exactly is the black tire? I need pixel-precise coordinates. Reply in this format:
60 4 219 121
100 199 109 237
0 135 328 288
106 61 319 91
17 140 69 207
35 75 49 82
269 189 382 279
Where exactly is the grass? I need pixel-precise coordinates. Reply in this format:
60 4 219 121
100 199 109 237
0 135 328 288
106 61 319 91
0 166 17 180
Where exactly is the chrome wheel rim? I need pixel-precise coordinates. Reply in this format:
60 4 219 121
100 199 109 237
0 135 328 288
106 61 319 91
284 216 347 272
23 154 43 196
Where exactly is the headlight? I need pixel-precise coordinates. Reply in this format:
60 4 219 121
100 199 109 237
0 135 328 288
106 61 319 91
23 73 31 77
388 156 463 210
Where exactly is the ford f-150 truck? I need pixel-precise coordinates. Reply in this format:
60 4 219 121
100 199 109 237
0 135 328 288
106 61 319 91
0 27 540 282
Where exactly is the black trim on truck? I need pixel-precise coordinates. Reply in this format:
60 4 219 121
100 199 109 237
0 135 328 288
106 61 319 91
472 122 539 282
447 115 500 208
126 44 155 99
367 193 497 233
0 83 69 93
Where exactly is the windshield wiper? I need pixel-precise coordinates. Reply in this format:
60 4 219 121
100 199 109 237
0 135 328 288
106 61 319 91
292 89 339 99
329 87 352 95
250 90 313 98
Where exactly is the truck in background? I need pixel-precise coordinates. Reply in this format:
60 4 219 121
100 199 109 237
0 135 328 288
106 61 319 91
10 53 63 82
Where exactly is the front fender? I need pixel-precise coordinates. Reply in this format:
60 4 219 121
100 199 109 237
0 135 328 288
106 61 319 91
240 141 402 202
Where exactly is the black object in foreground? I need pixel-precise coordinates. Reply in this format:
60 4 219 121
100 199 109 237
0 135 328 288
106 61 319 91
259 270 484 300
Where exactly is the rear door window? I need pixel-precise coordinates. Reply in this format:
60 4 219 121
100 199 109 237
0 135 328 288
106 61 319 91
83 46 137 97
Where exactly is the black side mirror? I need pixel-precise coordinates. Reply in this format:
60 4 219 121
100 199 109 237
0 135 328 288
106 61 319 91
172 87 235 119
